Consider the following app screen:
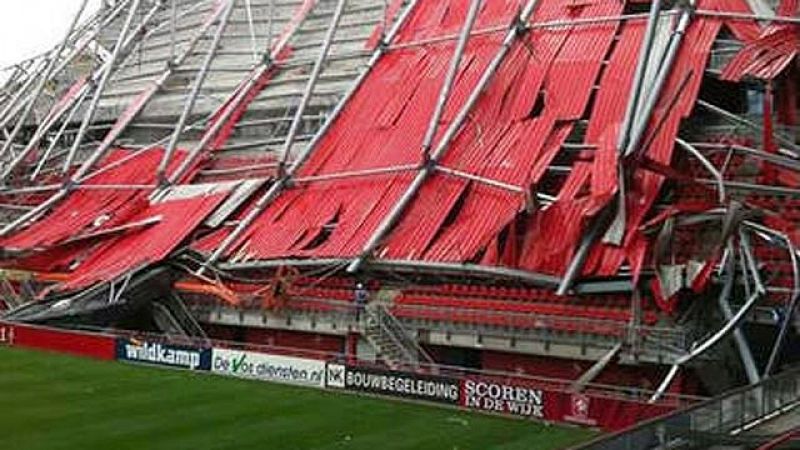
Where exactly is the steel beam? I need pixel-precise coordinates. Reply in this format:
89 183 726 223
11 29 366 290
650 289 762 402
277 0 349 175
420 0 483 162
676 138 726 203
156 0 238 182
719 243 761 385
167 0 323 184
62 0 158 176
30 87 93 180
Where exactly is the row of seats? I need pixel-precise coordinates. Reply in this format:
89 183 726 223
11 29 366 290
391 293 658 336
286 285 354 302
396 294 636 321
403 284 634 309
287 298 353 313
391 304 627 337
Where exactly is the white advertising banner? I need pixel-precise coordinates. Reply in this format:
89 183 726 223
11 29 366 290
211 348 326 388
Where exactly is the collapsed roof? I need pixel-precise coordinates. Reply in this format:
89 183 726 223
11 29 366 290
0 0 798 391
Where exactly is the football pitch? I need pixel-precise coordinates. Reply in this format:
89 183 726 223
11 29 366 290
0 347 595 450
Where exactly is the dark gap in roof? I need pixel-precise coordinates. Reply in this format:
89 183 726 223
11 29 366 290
421 184 471 256
526 91 546 120
301 209 341 251
623 1 655 15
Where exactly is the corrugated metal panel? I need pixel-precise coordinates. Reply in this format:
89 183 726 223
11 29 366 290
220 0 525 261
0 148 188 252
721 27 798 81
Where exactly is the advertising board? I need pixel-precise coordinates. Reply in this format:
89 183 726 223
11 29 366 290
116 338 211 370
212 348 325 388
462 377 546 418
0 322 12 346
332 365 460 405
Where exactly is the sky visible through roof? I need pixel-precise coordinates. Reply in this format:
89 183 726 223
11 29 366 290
0 0 101 82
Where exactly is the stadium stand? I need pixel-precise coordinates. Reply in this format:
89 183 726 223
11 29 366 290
0 0 798 422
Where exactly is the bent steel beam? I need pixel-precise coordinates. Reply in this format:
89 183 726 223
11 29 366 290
650 289 762 403
719 243 761 385
624 2 694 157
560 1 693 294
744 221 800 376
676 138 726 203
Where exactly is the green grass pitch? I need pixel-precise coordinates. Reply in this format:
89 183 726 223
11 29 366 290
0 347 596 450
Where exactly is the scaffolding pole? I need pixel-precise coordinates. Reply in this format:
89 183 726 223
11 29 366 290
157 0 238 182
277 0 349 175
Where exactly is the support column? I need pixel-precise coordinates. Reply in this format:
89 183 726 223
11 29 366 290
346 332 359 365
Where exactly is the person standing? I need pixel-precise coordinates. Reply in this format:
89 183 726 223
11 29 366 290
354 282 368 322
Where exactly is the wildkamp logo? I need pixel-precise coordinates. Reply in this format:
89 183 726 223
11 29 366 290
118 339 208 370
463 378 545 417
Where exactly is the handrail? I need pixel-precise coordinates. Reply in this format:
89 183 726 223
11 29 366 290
369 303 435 367
576 366 800 449
186 296 690 354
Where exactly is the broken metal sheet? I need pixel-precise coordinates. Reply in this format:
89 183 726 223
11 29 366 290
721 26 798 82
0 148 186 253
379 0 623 264
213 0 527 261
59 188 232 291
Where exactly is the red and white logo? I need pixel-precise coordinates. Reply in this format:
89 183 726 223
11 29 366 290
571 394 590 419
